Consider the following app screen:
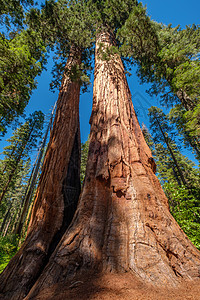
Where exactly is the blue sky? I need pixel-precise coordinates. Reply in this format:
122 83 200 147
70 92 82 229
142 0 199 27
1 0 199 164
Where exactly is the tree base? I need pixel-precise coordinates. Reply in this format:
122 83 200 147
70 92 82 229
23 270 200 300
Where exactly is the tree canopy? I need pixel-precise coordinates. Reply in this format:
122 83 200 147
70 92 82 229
0 30 46 136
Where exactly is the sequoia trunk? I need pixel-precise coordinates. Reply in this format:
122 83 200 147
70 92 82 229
0 46 81 300
15 102 57 237
25 30 200 299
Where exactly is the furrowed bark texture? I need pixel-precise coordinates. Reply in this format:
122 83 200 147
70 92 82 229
15 103 57 237
0 46 81 300
27 31 200 298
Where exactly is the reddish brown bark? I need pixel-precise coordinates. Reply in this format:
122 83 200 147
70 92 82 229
24 31 200 299
15 103 57 237
0 46 81 300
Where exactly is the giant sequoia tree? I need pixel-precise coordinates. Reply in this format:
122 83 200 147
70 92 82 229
0 1 200 299
19 28 200 299
0 0 94 298
0 45 82 300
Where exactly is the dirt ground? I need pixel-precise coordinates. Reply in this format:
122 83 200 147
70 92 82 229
28 272 200 300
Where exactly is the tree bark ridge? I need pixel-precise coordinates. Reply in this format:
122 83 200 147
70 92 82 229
24 31 200 299
0 46 82 300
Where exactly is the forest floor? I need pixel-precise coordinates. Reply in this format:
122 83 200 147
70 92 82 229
28 271 200 300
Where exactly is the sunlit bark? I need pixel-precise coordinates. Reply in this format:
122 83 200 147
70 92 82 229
0 46 81 300
25 30 200 299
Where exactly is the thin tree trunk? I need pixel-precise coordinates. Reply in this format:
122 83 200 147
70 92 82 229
10 208 21 234
188 137 200 159
0 125 35 204
0 45 82 300
12 149 42 234
172 167 182 186
25 30 200 299
14 188 33 237
0 203 12 235
2 213 13 237
176 89 200 145
1 142 19 175
21 202 34 239
154 115 188 187
176 89 196 111
0 174 13 204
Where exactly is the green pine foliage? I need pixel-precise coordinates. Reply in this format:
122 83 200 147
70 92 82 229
0 235 19 273
118 11 200 156
154 24 200 102
27 0 142 92
27 0 96 92
117 3 158 68
168 105 200 162
0 160 31 228
0 3 46 136
80 138 89 185
0 30 46 136
149 24 200 142
0 162 31 274
165 183 200 250
0 111 44 273
0 111 44 204
143 107 200 250
0 0 34 28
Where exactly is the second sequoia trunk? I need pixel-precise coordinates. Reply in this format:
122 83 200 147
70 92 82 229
0 46 81 300
25 30 200 299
